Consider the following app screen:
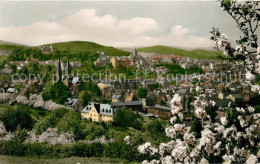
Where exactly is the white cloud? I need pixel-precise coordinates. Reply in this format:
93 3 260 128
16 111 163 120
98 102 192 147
0 9 214 48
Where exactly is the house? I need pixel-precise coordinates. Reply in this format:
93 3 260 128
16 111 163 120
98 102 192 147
94 52 110 66
111 101 144 113
81 103 115 122
112 94 124 102
177 88 189 97
65 98 82 112
226 94 243 103
40 44 55 55
213 99 236 108
148 105 172 120
97 82 114 99
218 91 228 100
160 58 172 64
158 78 170 88
6 88 16 94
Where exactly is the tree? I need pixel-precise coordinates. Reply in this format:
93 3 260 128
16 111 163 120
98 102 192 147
190 117 202 138
79 90 91 107
138 1 260 163
42 82 71 104
0 106 33 132
113 109 143 130
137 87 148 99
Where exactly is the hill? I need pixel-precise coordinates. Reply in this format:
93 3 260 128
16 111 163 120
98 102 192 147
138 45 220 60
44 41 131 56
0 40 26 50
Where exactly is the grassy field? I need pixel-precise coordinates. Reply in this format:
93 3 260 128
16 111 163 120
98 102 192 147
0 156 129 164
45 41 131 57
0 44 24 50
138 45 221 60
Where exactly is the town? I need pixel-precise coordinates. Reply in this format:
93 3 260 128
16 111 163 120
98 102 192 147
0 43 258 123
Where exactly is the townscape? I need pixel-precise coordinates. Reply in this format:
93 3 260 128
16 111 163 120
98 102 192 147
0 0 259 164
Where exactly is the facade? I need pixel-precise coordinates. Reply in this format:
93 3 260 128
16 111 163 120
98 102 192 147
81 103 115 122
94 52 110 66
226 94 243 103
148 105 172 120
40 44 55 55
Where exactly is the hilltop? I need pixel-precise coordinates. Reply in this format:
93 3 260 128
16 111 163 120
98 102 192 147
137 45 220 60
44 41 131 56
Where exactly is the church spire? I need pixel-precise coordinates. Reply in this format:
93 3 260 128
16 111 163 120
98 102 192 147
66 59 71 75
56 59 62 82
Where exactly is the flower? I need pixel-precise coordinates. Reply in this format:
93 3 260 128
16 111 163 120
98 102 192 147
220 117 228 126
246 154 257 164
200 158 209 164
124 135 131 145
257 47 260 54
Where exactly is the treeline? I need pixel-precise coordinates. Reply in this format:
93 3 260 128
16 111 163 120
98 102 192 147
0 141 145 162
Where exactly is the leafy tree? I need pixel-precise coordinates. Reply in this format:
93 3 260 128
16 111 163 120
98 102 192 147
146 119 169 145
190 117 202 138
43 82 71 104
79 90 91 107
113 109 143 130
0 106 33 131
137 87 148 99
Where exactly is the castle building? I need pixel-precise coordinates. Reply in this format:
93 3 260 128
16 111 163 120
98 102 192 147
40 44 55 55
81 103 115 122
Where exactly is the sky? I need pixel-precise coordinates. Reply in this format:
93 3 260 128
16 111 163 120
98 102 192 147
0 1 243 48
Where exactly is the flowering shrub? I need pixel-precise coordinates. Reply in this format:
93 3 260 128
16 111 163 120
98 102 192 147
138 1 260 163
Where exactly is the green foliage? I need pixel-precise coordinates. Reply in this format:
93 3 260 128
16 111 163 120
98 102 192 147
137 87 148 98
49 41 130 57
225 108 242 130
34 108 81 136
80 119 106 140
0 44 24 50
206 106 217 122
0 105 33 132
42 82 71 104
146 119 169 144
79 90 91 107
0 140 144 162
190 117 203 138
13 126 28 143
113 109 143 130
156 63 203 75
103 141 142 162
0 56 8 69
249 93 260 106
138 45 221 60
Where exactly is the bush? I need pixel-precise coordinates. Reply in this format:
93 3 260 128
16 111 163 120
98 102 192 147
79 90 91 107
43 82 71 104
137 87 148 98
0 106 33 131
34 108 81 136
113 109 143 130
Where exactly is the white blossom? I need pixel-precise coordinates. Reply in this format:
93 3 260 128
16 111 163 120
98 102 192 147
220 117 228 126
246 154 258 164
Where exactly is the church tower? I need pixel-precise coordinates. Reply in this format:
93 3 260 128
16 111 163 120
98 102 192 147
56 59 62 83
65 59 71 76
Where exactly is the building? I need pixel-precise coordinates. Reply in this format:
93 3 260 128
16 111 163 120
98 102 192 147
226 94 243 103
65 98 82 112
94 52 110 66
40 44 55 55
111 101 144 113
112 94 124 102
148 105 172 120
81 103 115 122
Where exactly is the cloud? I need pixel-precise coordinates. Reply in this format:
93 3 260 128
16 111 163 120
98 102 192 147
0 9 214 48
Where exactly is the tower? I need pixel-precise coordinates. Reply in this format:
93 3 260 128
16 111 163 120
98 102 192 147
56 59 62 83
66 59 71 76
